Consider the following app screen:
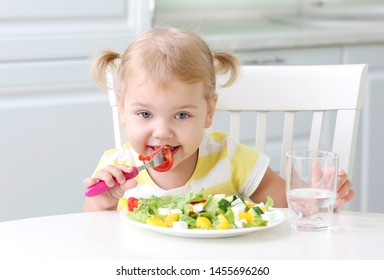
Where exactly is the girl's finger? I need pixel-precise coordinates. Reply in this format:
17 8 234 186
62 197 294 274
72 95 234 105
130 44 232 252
334 189 355 209
83 177 100 188
93 169 117 187
337 169 348 187
107 179 138 200
337 178 352 199
93 165 133 187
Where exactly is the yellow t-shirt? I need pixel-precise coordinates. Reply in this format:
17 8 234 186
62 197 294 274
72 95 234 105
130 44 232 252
93 131 269 200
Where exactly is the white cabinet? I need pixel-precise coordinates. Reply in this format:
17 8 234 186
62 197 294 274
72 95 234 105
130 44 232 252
344 44 384 213
239 47 342 66
0 0 152 221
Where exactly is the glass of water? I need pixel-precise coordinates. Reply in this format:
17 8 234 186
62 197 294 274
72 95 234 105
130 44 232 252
286 150 339 232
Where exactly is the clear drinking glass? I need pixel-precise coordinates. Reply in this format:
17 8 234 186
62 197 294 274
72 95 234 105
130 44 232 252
286 150 339 231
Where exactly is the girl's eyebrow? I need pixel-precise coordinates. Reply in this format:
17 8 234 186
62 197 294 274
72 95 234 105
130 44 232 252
174 105 199 110
129 102 198 110
128 102 150 107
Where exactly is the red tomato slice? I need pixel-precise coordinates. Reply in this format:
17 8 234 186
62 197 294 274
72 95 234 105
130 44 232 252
139 146 173 172
190 200 206 205
127 197 139 212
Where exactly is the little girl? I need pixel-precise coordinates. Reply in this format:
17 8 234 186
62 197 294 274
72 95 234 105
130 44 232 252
83 27 354 212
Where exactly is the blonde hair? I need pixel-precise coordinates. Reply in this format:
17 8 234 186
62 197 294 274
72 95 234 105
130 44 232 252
92 27 240 101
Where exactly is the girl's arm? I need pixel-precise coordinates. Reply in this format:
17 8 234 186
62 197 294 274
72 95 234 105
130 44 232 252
250 167 287 208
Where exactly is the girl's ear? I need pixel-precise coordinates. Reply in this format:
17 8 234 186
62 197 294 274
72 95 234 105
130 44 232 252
116 91 126 125
204 94 218 128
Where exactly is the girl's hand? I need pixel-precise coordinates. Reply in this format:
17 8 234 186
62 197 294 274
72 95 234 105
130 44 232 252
82 165 137 211
334 169 355 210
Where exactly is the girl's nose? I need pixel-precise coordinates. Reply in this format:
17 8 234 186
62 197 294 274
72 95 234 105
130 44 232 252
152 120 174 140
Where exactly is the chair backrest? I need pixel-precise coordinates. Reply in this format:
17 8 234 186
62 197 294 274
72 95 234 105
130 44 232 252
107 64 368 179
215 64 368 178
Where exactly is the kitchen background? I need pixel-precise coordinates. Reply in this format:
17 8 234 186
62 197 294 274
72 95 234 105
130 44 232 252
1 0 383 221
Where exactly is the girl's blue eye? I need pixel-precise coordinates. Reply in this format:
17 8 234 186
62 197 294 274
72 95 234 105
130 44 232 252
175 112 190 119
138 112 152 119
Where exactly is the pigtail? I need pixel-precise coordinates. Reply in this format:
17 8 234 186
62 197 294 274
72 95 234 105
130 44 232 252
91 50 121 89
212 51 240 87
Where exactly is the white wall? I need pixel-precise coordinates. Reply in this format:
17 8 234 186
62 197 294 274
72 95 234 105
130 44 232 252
0 0 152 221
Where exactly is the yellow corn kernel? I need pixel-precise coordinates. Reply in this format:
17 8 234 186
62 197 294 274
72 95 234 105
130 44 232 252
146 217 167 227
238 212 253 224
195 216 212 229
164 213 179 227
215 214 231 230
117 198 128 211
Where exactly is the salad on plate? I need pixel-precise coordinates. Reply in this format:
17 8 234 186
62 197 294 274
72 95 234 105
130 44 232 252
118 188 277 230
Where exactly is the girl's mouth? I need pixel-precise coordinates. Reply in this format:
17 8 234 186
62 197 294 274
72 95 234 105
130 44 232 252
149 145 179 155
139 145 175 172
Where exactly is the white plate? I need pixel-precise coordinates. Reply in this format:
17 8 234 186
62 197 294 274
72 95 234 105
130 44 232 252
120 209 285 238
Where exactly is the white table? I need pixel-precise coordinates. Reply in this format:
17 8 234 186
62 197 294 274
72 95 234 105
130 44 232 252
0 209 383 260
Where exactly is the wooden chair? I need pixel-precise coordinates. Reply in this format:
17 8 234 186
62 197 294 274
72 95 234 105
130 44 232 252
107 64 368 179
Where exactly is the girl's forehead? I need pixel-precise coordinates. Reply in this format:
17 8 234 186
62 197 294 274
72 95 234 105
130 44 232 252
124 80 208 111
122 73 212 112
126 73 204 94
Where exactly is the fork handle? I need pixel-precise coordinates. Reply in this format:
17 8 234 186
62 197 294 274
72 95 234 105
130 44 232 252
84 167 139 197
